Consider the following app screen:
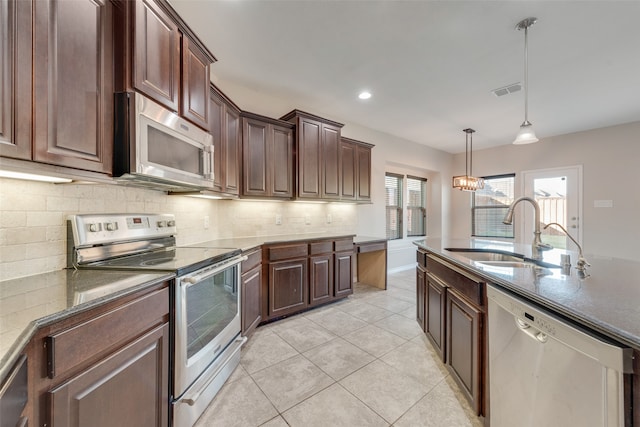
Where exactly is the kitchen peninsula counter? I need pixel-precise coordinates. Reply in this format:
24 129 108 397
0 269 173 384
414 238 640 349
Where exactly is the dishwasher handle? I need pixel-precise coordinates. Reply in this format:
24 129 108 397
515 317 548 343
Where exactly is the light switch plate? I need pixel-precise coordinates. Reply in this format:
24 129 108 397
275 214 282 225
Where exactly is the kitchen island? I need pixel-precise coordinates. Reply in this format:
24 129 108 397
414 237 640 425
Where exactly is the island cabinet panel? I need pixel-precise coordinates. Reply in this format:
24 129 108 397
132 0 180 111
32 0 113 173
446 287 482 416
416 267 426 331
425 273 447 362
241 248 262 337
48 323 169 427
0 0 32 160
417 252 486 417
241 113 294 199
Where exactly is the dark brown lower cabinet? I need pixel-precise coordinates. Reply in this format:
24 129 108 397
446 287 482 416
309 254 333 306
334 251 353 298
425 273 447 362
48 323 169 427
242 265 262 337
268 258 308 318
416 267 426 331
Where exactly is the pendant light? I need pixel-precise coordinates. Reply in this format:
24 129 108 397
513 17 539 144
452 128 484 191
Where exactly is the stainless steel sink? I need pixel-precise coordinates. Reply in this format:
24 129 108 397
444 248 561 269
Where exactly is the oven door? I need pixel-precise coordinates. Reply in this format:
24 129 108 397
174 255 244 399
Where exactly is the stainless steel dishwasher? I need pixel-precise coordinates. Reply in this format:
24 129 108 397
487 285 633 427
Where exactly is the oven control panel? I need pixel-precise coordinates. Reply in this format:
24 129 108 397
69 213 177 247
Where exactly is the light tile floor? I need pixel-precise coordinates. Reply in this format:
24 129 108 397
194 269 484 427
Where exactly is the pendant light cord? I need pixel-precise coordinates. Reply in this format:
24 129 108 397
524 24 529 123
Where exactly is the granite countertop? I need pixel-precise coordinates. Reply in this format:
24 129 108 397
414 238 640 349
0 269 174 384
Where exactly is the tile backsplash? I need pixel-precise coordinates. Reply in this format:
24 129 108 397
0 178 357 281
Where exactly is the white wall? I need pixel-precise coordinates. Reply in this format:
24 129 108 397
214 79 456 270
450 121 640 261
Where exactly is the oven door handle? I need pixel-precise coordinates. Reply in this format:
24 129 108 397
181 255 247 285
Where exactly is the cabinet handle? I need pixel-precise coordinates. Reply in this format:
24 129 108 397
515 317 547 344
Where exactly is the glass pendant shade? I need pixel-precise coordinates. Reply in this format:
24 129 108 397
452 128 484 192
513 121 539 144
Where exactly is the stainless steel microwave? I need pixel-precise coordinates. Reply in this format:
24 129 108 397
113 92 214 191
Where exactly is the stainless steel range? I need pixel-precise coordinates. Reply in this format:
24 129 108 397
68 213 246 427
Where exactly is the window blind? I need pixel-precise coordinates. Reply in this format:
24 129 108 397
472 174 515 238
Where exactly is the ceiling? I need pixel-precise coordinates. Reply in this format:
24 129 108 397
168 0 640 153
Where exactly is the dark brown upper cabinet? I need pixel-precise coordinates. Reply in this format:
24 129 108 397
116 0 215 131
241 112 294 199
0 0 32 161
281 110 344 200
32 0 114 174
0 0 112 174
341 137 373 202
210 84 241 196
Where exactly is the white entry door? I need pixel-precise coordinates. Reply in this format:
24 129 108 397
521 166 582 250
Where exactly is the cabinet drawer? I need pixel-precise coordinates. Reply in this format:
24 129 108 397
268 244 308 261
357 242 386 253
427 255 484 307
334 238 354 252
309 241 333 255
46 287 169 379
242 247 262 272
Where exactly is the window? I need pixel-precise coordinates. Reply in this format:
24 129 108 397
385 173 403 240
407 176 427 237
472 174 515 238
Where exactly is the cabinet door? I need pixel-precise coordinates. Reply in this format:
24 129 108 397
356 144 372 201
0 0 31 160
321 124 341 199
209 88 224 192
271 124 293 198
224 107 241 195
297 117 322 198
309 255 333 306
133 0 180 111
49 323 169 427
416 267 425 331
446 288 482 415
181 37 210 130
33 0 113 173
425 273 447 362
241 265 262 337
340 140 357 200
242 118 269 197
334 251 353 298
268 259 307 318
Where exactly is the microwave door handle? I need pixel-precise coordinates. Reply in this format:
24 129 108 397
203 145 214 180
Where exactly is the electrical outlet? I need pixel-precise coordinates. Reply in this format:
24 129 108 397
203 215 210 229
327 214 332 224
275 214 282 225
305 215 311 225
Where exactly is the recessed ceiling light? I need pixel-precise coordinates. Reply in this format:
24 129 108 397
358 91 372 100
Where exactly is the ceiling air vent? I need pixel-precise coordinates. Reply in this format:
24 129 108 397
491 82 522 97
